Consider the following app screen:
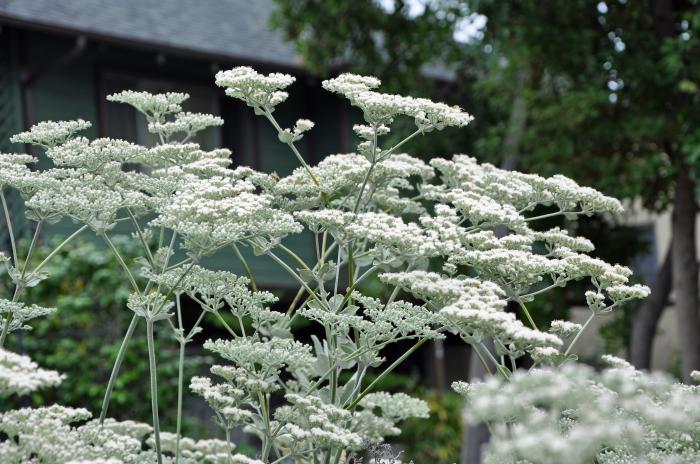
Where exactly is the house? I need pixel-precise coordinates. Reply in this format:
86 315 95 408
0 0 360 288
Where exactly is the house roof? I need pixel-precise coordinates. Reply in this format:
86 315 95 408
0 0 304 69
0 0 455 80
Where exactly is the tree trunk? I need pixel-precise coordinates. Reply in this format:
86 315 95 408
672 162 700 382
629 244 672 369
648 0 699 382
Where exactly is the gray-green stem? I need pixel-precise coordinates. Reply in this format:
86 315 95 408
100 314 139 424
0 221 42 348
1 190 18 265
564 311 596 357
175 294 185 464
33 225 88 275
147 319 163 464
102 233 140 293
232 243 257 292
346 337 428 410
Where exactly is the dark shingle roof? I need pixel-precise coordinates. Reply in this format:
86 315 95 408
0 0 303 68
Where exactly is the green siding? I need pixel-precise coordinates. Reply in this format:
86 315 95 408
0 32 29 247
27 37 99 147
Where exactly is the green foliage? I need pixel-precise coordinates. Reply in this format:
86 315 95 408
398 389 463 462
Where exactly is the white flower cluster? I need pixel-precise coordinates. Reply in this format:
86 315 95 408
203 337 315 377
46 137 146 171
549 319 583 338
322 74 473 129
148 112 224 140
358 392 429 421
380 271 562 358
278 119 315 143
107 90 189 120
443 294 562 353
147 432 232 463
430 155 623 217
127 291 174 322
151 176 301 256
274 391 430 454
275 152 430 213
380 271 541 349
380 270 503 309
454 361 700 464
276 393 364 451
300 293 444 369
0 299 55 333
151 265 287 339
0 349 64 396
215 67 295 110
0 347 237 464
10 119 91 148
22 172 136 231
0 403 231 463
0 153 37 190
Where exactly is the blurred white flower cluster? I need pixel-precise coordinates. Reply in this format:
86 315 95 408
454 358 700 464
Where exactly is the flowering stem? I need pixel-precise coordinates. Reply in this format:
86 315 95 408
304 347 371 395
100 314 139 424
286 287 305 315
126 208 154 265
261 393 273 461
347 337 428 410
479 342 511 380
21 221 42 275
102 233 140 293
0 286 21 348
525 209 584 222
265 249 325 308
1 190 18 266
175 294 185 464
0 221 44 347
1 224 91 346
262 109 321 187
162 261 196 304
515 297 538 330
146 319 163 464
379 127 424 160
278 243 313 272
213 310 237 337
232 243 257 291
224 426 234 463
32 225 88 275
352 127 378 214
285 240 339 315
564 311 595 357
471 343 493 376
519 281 562 300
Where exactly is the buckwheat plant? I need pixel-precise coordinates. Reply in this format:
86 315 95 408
1 65 690 464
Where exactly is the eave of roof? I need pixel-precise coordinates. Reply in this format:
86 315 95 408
0 0 309 74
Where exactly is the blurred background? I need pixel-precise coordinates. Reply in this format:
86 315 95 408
0 0 698 462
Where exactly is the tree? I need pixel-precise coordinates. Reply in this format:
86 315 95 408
473 0 700 382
